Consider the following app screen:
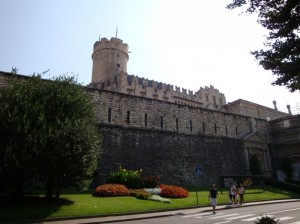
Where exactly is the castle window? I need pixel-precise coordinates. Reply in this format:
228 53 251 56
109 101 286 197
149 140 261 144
117 54 119 57
127 75 133 85
206 95 209 101
161 116 164 129
225 125 228 136
138 78 143 85
176 118 179 132
127 111 130 124
190 120 193 132
235 126 238 137
202 122 205 133
117 64 120 67
219 98 222 105
213 96 216 105
108 108 112 123
155 88 157 94
144 113 148 127
164 91 167 95
214 124 217 134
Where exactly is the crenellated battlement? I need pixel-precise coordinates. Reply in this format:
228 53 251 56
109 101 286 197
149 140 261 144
88 71 227 109
90 72 198 96
93 37 129 55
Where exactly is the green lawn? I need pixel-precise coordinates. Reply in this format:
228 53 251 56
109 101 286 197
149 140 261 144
0 186 299 223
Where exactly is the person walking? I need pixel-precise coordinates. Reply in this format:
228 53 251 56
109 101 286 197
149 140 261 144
238 184 245 204
229 183 237 205
208 183 219 214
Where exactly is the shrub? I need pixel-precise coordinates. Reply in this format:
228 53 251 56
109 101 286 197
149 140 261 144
141 175 160 188
106 167 142 189
159 184 189 198
254 215 280 224
129 189 151 200
265 178 300 194
94 184 130 197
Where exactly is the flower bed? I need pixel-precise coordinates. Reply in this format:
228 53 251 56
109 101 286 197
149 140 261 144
94 184 130 197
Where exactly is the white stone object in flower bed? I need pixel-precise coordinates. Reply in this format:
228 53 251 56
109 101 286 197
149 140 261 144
144 188 161 195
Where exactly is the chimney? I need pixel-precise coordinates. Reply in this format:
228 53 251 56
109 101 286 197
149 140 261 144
272 100 278 111
287 105 292 115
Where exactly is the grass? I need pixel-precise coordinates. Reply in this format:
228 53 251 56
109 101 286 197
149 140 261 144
0 186 299 223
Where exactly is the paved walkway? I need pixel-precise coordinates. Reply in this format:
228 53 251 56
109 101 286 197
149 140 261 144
32 199 300 224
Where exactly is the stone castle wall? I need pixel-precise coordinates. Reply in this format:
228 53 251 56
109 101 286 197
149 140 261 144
96 124 246 186
87 86 267 137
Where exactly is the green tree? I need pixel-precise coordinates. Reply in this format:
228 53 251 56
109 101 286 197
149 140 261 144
249 154 262 175
227 0 300 92
0 74 101 199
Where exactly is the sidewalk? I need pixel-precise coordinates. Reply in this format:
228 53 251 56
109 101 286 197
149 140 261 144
33 199 300 224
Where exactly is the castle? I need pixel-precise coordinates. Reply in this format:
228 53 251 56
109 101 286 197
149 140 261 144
86 37 290 185
88 37 289 120
0 37 294 186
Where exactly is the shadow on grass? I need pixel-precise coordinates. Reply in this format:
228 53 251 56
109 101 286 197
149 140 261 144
0 195 73 206
0 196 74 222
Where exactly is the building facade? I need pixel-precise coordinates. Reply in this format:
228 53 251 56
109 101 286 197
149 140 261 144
269 115 300 181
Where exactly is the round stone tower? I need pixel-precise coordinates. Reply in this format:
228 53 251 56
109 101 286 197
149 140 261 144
91 37 129 83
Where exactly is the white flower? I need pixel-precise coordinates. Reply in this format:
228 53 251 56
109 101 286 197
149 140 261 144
148 195 171 203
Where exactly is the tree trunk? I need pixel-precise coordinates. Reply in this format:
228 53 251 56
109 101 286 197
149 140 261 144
46 176 54 199
13 168 24 196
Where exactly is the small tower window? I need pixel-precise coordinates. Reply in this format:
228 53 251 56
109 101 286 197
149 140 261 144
108 108 112 123
144 113 148 127
213 96 216 105
127 111 130 124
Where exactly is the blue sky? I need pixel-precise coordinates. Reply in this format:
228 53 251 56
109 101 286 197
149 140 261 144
1 0 299 114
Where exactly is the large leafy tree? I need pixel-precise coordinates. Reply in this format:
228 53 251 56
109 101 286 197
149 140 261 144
227 0 300 91
0 74 101 199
